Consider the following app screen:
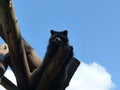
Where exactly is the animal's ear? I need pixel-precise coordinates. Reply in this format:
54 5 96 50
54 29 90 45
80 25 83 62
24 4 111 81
51 30 56 35
63 30 68 35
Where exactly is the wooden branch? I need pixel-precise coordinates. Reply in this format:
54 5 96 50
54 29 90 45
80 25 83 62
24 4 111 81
29 45 73 90
51 57 80 90
0 44 9 78
23 38 42 72
0 0 30 89
0 62 7 78
0 23 6 41
1 76 20 90
0 24 42 72
0 1 80 90
36 46 73 90
0 46 15 90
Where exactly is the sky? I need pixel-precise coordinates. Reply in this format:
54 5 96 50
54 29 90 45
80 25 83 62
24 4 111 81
0 0 120 90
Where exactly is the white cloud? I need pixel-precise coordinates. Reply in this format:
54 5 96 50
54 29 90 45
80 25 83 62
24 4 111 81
0 85 5 90
0 70 16 90
4 70 17 85
0 62 115 90
66 62 115 90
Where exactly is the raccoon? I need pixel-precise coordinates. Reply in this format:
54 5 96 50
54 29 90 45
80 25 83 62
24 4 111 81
43 30 72 62
49 30 69 46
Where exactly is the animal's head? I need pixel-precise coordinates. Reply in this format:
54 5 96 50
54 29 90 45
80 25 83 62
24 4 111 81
49 30 68 45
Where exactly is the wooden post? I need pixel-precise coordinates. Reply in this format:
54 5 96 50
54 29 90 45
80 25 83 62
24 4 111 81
0 0 30 89
0 24 42 72
1 76 19 90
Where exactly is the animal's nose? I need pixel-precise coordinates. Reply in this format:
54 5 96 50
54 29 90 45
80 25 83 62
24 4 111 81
53 37 61 42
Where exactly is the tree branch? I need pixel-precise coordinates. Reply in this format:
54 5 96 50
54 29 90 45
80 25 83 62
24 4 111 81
1 76 20 90
0 23 42 72
0 0 30 89
36 46 73 90
0 44 8 78
29 45 74 90
51 57 80 90
23 38 42 72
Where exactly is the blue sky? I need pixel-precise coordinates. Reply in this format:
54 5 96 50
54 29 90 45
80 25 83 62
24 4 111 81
0 0 120 90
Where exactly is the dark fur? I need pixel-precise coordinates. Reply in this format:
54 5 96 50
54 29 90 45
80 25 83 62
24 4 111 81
46 30 69 58
30 30 73 90
48 30 73 90
49 30 68 46
44 30 73 61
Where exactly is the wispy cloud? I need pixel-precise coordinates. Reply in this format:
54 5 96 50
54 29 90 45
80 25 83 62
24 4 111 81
67 62 115 90
0 62 115 90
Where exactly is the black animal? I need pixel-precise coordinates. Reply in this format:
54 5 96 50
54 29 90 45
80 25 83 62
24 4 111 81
49 30 68 46
44 30 73 62
29 30 73 90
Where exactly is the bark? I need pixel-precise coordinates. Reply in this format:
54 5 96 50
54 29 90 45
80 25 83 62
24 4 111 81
1 76 20 90
0 24 42 72
51 57 80 90
0 44 9 78
0 0 30 89
29 45 74 90
0 62 7 78
0 0 80 90
23 38 42 72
